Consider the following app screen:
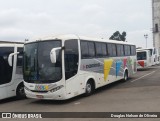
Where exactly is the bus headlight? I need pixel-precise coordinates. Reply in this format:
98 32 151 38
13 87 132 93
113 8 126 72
49 85 64 93
24 86 30 91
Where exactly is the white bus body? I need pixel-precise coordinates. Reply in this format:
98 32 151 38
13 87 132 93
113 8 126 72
144 48 160 65
23 34 137 100
136 49 152 69
0 42 25 100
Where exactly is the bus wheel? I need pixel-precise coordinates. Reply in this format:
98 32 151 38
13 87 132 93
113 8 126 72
85 80 95 96
16 83 26 99
123 70 128 81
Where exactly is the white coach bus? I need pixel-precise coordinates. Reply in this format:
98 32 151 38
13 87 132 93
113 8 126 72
136 49 152 69
0 41 25 100
23 34 137 100
145 48 160 65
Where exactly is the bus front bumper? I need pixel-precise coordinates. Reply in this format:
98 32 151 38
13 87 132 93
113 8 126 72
24 87 66 100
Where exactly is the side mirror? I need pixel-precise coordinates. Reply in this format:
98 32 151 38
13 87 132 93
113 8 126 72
50 47 61 63
8 52 19 66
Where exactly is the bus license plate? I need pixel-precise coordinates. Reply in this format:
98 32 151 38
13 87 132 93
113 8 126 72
36 95 44 99
35 85 48 91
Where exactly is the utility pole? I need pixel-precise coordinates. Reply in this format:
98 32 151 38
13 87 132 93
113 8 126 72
144 34 148 48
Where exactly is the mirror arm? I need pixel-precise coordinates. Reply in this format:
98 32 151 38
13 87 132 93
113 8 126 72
50 47 61 63
8 52 20 66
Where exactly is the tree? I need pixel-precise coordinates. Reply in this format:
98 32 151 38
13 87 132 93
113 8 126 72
109 31 126 41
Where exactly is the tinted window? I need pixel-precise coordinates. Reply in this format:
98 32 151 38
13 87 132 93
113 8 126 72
101 43 107 56
137 52 147 60
124 45 131 56
81 41 95 58
95 43 102 57
88 42 95 57
107 43 113 56
131 45 136 55
16 47 23 74
81 41 88 58
95 43 107 57
117 45 121 56
120 45 124 56
65 40 79 80
17 48 23 67
0 47 14 84
128 46 131 55
107 43 117 57
117 44 124 56
38 41 62 82
24 40 62 83
112 44 117 56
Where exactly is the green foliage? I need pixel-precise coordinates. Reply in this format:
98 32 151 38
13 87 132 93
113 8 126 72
109 31 126 41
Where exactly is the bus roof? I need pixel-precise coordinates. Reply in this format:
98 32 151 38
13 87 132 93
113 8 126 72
25 34 135 45
136 49 150 52
0 40 24 44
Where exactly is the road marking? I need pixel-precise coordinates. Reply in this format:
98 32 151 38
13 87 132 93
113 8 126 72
74 102 81 105
131 71 155 83
147 66 160 69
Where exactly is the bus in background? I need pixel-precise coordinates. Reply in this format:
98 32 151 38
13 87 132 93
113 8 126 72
23 34 137 100
145 48 160 65
0 41 25 100
136 49 152 69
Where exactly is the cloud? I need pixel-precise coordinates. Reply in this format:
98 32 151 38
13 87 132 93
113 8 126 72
0 0 153 48
0 9 21 27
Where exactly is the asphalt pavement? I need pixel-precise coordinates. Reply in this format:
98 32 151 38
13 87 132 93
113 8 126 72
0 65 160 121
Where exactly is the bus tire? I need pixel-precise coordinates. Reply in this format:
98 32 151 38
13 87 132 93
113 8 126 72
123 70 128 81
16 83 26 99
85 79 95 96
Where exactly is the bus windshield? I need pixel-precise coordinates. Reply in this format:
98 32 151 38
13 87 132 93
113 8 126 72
0 47 13 85
137 52 147 60
23 40 62 83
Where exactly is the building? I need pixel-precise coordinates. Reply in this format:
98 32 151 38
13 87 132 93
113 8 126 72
152 0 160 53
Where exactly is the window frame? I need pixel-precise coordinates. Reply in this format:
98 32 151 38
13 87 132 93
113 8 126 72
81 40 96 59
95 42 108 58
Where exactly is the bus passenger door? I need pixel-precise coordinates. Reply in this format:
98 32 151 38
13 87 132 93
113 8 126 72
64 40 81 97
14 47 23 87
7 47 24 98
0 47 14 99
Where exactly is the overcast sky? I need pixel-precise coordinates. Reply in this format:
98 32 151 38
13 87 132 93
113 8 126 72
0 0 152 48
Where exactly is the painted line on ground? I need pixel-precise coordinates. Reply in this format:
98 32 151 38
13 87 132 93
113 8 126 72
131 71 156 83
74 102 81 105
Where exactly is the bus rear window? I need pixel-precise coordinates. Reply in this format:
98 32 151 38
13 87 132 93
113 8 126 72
137 52 147 60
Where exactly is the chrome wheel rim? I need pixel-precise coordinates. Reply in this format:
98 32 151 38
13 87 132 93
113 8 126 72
86 83 91 93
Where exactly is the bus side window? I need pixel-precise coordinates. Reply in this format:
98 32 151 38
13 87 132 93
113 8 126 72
95 42 102 57
81 41 89 58
124 45 131 56
131 45 136 55
95 42 107 57
107 43 113 57
102 43 107 57
117 45 121 56
121 45 124 56
128 46 131 55
65 40 79 80
88 42 95 58
81 41 95 58
16 47 23 74
112 44 117 56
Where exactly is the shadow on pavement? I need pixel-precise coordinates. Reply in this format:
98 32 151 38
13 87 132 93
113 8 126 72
30 79 133 105
0 97 27 104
